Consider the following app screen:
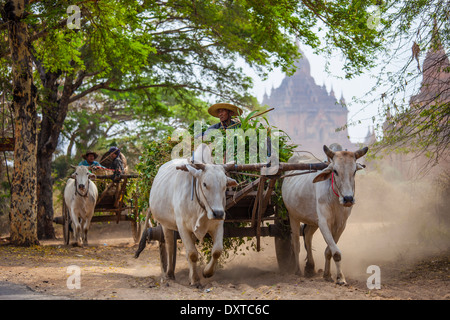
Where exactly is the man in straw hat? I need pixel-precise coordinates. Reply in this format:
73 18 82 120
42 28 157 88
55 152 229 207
198 103 243 138
78 151 105 169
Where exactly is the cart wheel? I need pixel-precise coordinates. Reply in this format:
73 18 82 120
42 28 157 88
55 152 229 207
62 202 71 245
274 219 296 273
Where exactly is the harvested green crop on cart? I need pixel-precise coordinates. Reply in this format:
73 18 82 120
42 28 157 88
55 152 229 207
135 111 297 263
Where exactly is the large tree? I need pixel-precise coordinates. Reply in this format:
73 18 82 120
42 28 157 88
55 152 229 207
1 0 39 245
1 0 385 241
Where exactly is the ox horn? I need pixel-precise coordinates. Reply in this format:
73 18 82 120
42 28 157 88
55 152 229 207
323 145 335 160
355 147 369 160
191 163 206 170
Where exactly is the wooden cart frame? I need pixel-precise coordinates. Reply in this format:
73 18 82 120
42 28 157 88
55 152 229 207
141 161 328 273
55 173 141 245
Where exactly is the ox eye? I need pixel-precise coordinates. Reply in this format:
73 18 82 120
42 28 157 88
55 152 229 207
203 182 207 188
333 170 338 176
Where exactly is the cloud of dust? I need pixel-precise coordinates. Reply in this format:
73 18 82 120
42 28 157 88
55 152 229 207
322 162 450 280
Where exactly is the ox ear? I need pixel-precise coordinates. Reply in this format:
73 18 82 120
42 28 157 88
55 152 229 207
355 147 368 160
193 143 213 164
186 164 203 178
356 163 366 171
313 165 333 183
226 177 238 187
89 173 96 180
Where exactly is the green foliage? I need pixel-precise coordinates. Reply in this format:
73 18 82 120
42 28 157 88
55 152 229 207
135 113 296 262
134 135 178 221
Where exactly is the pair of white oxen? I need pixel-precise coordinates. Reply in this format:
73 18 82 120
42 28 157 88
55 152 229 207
65 143 368 287
145 143 368 287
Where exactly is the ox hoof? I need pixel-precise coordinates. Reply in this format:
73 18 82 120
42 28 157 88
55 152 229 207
323 275 333 282
167 272 175 280
304 266 315 278
335 278 347 286
190 282 203 289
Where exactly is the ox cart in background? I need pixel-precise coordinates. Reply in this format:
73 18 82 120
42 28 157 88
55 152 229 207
54 172 141 245
139 161 328 274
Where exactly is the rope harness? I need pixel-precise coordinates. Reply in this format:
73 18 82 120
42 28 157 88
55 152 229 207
193 176 214 214
331 171 340 198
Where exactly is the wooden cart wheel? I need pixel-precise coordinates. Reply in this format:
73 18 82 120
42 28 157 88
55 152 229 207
274 219 296 273
62 201 71 245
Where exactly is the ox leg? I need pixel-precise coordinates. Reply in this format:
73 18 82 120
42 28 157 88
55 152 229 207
161 226 176 281
178 228 201 287
303 224 318 277
322 233 347 285
331 230 347 285
203 225 223 279
317 217 345 284
82 207 94 246
323 246 333 282
69 208 82 247
289 217 302 276
82 218 91 246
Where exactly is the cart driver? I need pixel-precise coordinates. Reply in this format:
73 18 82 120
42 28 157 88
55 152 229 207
197 103 243 138
78 151 106 169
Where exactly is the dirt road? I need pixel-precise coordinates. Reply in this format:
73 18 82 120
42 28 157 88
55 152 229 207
0 221 448 301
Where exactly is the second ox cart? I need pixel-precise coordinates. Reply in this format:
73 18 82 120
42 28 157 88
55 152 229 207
54 170 141 244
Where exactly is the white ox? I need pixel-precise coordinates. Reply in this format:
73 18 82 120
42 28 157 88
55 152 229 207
282 144 368 285
64 166 98 247
149 145 237 286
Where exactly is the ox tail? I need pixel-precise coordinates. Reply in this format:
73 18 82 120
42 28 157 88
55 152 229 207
134 228 150 259
300 223 307 251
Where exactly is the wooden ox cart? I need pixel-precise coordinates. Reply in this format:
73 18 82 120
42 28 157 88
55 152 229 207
138 161 328 274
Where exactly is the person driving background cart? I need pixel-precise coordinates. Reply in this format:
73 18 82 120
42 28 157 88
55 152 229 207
78 151 106 169
105 147 124 174
103 146 125 182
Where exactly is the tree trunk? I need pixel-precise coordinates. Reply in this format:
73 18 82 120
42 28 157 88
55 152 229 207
36 150 55 239
35 72 74 239
34 70 60 240
5 0 39 246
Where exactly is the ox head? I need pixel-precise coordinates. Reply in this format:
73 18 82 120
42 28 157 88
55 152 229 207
313 145 368 207
71 165 96 196
185 162 238 220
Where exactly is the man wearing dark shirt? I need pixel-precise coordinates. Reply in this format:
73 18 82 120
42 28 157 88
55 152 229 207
201 103 243 137
107 147 124 181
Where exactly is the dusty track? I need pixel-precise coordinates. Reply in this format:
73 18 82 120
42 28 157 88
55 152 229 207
0 222 448 300
1 172 449 300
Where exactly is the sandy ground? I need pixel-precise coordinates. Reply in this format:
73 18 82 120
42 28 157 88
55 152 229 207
1 172 449 301
0 220 448 301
